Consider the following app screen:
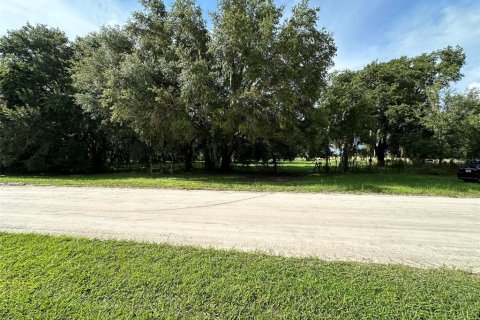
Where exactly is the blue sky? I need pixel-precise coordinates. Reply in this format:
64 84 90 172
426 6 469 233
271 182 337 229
1 0 479 90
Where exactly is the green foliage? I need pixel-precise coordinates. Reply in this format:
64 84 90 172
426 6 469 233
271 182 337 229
72 27 145 171
0 24 90 172
0 2 477 174
426 89 480 160
73 0 213 170
359 46 466 164
70 0 336 172
209 0 335 170
322 71 373 171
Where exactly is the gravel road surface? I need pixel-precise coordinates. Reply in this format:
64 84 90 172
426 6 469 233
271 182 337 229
1 185 479 271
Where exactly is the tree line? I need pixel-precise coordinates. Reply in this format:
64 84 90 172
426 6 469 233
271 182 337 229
0 0 478 173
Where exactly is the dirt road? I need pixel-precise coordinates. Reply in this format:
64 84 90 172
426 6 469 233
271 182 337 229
1 185 479 271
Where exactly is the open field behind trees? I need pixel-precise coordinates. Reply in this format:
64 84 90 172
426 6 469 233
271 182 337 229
1 233 479 319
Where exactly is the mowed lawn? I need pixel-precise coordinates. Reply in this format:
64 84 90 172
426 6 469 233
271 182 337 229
1 171 479 197
1 233 479 319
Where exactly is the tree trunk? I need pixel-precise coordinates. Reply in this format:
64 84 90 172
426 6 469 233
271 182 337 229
145 147 153 173
184 143 194 172
341 150 349 173
204 154 215 171
184 153 193 171
91 154 104 173
90 141 107 173
219 135 235 172
220 149 232 172
203 144 216 171
273 155 278 173
375 138 387 167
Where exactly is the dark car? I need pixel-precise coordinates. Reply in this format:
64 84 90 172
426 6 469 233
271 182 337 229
457 162 480 182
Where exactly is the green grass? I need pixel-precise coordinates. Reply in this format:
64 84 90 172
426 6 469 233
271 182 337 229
1 170 479 197
1 233 479 319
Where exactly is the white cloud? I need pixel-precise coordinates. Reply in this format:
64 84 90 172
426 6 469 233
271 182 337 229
329 1 480 90
468 82 480 90
388 4 480 56
0 0 135 39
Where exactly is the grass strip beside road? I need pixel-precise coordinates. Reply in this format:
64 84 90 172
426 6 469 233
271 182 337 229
1 233 479 319
1 172 479 197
